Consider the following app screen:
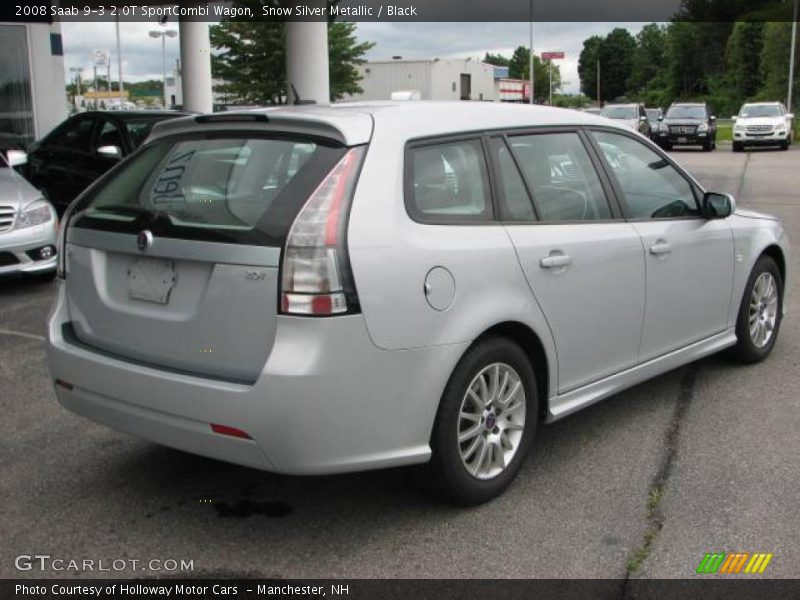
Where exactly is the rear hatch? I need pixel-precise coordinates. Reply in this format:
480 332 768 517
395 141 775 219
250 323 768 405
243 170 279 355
63 126 349 383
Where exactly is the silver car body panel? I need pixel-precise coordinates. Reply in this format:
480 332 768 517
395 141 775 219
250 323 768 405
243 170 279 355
47 102 790 474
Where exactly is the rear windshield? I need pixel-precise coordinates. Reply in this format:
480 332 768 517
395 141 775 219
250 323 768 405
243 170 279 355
71 134 346 246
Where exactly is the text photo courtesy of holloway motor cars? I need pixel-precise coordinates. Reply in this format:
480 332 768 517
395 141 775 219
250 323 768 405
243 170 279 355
1 0 799 598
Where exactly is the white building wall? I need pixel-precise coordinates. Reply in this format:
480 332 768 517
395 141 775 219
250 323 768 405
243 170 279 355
26 23 66 139
347 59 496 102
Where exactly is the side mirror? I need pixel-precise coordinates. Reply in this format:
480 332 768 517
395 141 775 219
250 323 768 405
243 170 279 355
97 145 122 160
702 192 735 219
640 115 648 121
657 115 664 121
788 113 795 120
731 115 738 121
710 115 717 121
6 149 27 167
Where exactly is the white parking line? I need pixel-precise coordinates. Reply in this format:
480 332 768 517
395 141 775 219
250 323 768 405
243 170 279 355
0 329 46 342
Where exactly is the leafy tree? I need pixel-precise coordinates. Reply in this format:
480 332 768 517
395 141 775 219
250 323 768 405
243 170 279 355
505 46 561 102
598 28 637 101
759 21 799 108
578 36 603 100
723 21 765 106
628 24 667 94
210 1 373 104
483 52 510 67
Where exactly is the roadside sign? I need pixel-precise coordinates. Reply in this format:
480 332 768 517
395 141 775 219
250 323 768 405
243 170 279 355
542 52 565 60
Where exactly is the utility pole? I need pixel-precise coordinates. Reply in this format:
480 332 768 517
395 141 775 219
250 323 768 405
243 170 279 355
116 16 124 108
789 0 798 112
93 65 98 109
548 58 553 105
528 1 534 104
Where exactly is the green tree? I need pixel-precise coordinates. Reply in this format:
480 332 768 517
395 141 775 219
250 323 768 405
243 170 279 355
599 28 637 101
628 24 667 94
482 52 510 67
759 21 799 108
578 35 603 100
506 46 561 102
210 1 373 104
723 21 765 106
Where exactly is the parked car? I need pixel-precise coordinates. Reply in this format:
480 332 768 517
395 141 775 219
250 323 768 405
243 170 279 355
645 108 664 138
582 107 603 116
21 110 189 215
0 149 57 279
654 102 717 151
732 102 794 152
600 103 652 138
47 103 789 504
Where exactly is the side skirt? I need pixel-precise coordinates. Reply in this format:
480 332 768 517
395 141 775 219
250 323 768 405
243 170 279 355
546 330 737 422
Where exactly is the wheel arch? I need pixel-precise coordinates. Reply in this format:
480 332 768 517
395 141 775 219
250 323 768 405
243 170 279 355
761 244 786 285
470 321 552 424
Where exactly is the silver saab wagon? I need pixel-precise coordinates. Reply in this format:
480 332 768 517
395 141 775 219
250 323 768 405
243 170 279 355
47 102 789 504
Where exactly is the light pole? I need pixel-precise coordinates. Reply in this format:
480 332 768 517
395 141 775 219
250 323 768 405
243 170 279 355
116 16 124 108
528 0 534 104
149 27 177 109
789 0 798 113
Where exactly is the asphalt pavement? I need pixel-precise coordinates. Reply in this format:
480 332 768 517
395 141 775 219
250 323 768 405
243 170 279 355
1 145 798 583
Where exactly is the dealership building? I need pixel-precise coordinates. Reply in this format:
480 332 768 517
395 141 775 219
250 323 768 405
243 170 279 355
0 20 67 149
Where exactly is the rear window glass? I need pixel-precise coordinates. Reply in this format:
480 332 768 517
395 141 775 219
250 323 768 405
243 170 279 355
407 139 491 223
71 135 345 246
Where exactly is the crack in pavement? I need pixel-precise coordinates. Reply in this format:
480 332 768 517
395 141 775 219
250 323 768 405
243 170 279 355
621 365 699 594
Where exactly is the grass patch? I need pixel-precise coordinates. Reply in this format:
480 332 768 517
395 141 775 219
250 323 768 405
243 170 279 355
716 123 733 142
626 526 660 574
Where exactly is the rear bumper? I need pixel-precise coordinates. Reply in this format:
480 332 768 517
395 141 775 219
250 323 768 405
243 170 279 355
47 283 466 475
0 220 57 276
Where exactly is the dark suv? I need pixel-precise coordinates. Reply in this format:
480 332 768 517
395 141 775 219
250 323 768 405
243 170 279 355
654 103 717 151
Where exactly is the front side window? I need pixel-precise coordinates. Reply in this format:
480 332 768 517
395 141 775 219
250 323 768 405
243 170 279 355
97 119 124 150
407 139 491 222
508 132 612 222
592 131 699 219
71 135 346 246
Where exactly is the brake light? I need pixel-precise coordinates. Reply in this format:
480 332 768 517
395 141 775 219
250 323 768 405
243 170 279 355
281 146 365 316
210 423 252 439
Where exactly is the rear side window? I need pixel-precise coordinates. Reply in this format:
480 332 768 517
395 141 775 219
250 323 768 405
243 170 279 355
71 135 346 247
407 139 491 222
125 119 164 148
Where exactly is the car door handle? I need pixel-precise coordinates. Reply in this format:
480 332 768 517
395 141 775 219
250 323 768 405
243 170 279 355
649 241 672 255
540 254 573 269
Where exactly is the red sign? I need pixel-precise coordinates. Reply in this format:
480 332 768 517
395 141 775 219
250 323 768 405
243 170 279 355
541 52 565 60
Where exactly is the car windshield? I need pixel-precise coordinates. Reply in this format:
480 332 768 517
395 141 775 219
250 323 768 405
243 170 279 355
666 106 707 119
739 105 782 118
601 106 638 119
645 109 661 120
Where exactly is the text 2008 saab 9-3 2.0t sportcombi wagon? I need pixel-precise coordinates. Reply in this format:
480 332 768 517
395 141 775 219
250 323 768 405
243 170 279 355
47 102 789 504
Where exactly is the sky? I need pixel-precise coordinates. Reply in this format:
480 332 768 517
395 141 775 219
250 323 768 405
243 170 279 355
62 22 648 95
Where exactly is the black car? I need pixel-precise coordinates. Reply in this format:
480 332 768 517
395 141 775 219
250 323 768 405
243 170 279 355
23 110 189 214
654 103 717 151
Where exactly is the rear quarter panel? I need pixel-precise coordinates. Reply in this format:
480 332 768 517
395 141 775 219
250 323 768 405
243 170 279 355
346 122 559 397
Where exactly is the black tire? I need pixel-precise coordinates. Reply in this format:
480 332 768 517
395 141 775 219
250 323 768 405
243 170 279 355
420 336 538 505
780 140 789 151
733 142 744 152
703 139 713 152
730 255 783 364
663 143 673 151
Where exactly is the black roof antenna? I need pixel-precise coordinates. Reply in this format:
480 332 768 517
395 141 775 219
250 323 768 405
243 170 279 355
291 84 317 106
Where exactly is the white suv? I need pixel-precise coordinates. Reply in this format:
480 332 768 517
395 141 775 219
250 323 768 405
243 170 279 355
732 102 794 151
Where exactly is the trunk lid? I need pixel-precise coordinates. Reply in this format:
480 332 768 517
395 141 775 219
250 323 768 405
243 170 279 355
63 129 350 383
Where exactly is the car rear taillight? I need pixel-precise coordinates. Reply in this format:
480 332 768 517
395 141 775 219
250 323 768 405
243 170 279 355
281 146 365 316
